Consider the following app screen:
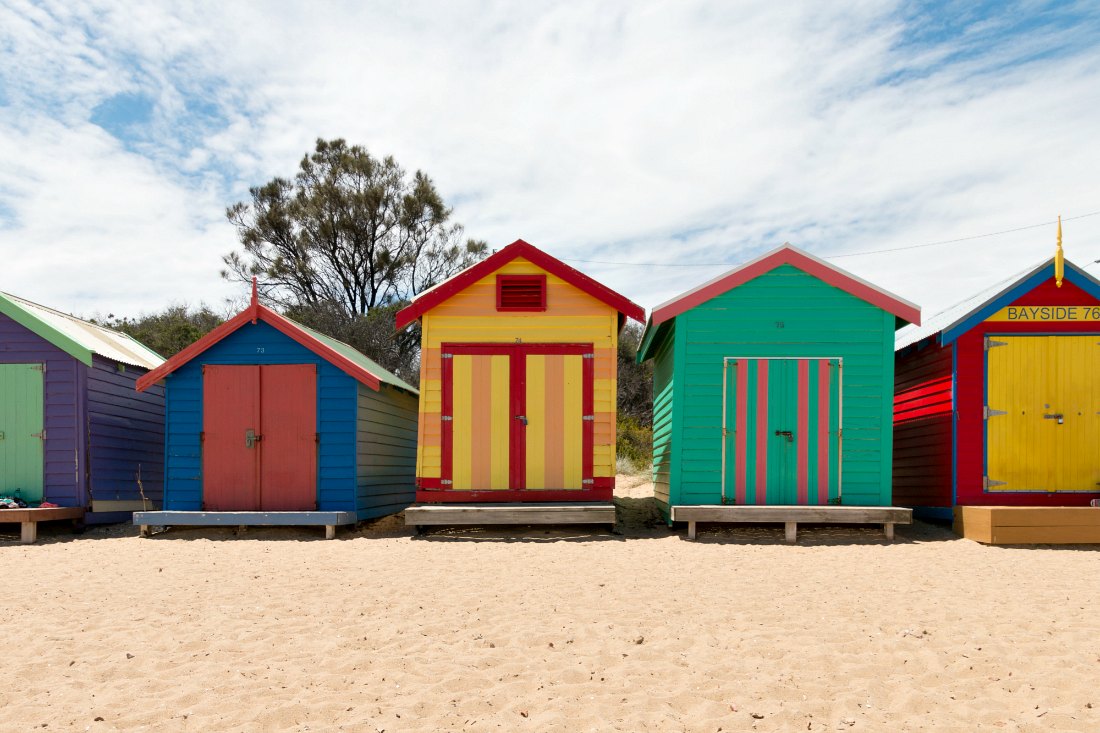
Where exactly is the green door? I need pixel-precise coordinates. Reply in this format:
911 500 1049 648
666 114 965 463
724 357 841 505
0 363 45 502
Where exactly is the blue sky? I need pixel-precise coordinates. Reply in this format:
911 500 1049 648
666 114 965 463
0 0 1098 318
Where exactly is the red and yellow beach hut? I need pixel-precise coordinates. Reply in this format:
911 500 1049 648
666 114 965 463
894 227 1100 543
396 239 644 527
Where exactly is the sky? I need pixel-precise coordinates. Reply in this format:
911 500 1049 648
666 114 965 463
1 0 1098 322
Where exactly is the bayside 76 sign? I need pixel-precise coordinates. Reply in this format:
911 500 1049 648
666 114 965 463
987 305 1100 322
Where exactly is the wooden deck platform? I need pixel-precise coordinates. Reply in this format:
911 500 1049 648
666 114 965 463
0 506 85 544
134 511 359 539
954 506 1100 544
405 502 616 530
670 505 912 542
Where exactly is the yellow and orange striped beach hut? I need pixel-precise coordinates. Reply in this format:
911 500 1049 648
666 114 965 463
396 239 645 503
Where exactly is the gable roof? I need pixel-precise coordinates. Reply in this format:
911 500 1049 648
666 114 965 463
648 243 922 327
638 243 921 362
0 291 164 370
136 285 417 394
895 256 1100 350
394 239 646 330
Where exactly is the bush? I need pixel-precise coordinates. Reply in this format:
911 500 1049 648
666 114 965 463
616 415 652 474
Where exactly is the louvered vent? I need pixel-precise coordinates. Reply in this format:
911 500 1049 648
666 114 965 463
497 275 547 311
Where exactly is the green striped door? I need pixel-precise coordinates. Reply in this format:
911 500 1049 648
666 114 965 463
724 358 841 505
0 364 45 502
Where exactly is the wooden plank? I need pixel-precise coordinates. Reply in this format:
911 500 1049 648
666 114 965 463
132 511 358 527
405 503 615 526
987 507 1100 527
991 525 1100 544
670 505 912 524
954 506 993 543
92 499 158 512
784 521 797 543
0 507 85 523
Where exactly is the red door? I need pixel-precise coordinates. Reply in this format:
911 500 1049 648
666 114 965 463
258 365 317 510
203 366 260 510
202 364 317 511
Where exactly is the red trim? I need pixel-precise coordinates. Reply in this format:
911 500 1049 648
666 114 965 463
817 361 831 505
440 352 454 485
496 274 547 311
415 488 613 503
510 347 527 490
582 353 594 483
136 303 383 392
443 342 591 356
395 239 646 329
735 359 748 504
649 244 921 327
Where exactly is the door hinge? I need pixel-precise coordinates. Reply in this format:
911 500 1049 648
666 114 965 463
984 406 1007 419
984 476 1007 490
582 479 594 485
441 415 453 422
441 353 453 359
31 430 46 440
583 353 595 359
32 364 45 372
441 479 453 486
582 415 595 421
315 433 321 443
985 337 1007 351
199 431 205 442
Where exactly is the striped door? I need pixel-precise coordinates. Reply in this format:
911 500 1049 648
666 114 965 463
986 336 1100 492
724 358 840 505
0 364 44 502
442 344 593 491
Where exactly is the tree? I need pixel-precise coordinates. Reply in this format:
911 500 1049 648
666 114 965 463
615 322 654 471
98 304 224 358
222 138 487 316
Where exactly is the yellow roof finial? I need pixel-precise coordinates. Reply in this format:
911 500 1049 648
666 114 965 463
1055 215 1064 288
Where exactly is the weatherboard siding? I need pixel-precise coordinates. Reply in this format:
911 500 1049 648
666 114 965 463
0 313 84 506
86 355 165 505
650 321 675 510
892 339 953 509
672 265 896 506
356 382 418 519
163 321 357 511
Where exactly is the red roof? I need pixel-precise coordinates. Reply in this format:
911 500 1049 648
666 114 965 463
649 243 922 327
395 239 646 329
136 283 412 393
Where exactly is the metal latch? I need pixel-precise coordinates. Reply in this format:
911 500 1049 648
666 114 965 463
515 415 528 426
774 430 793 442
245 428 261 448
1042 413 1064 424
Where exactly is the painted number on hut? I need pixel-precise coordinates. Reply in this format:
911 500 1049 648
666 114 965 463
987 305 1100 322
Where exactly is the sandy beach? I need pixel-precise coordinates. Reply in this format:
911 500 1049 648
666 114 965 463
2 476 1099 733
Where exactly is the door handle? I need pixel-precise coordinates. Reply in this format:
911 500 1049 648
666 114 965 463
0 431 4 440
774 430 793 442
515 415 528 426
245 428 261 448
1042 413 1064 424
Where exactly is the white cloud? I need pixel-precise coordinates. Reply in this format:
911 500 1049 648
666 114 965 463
0 0 1098 323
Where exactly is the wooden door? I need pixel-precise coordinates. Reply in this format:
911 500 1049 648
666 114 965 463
259 365 317 510
441 344 593 493
202 364 317 511
986 336 1100 492
203 365 260 510
0 364 44 503
724 358 840 505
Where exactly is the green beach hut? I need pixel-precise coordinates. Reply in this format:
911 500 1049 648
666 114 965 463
637 244 921 539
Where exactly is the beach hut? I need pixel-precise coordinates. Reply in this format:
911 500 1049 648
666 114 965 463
894 231 1100 543
395 239 645 530
637 243 921 541
0 291 165 542
133 283 418 538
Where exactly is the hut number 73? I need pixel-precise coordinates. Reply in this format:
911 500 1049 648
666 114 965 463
256 347 265 353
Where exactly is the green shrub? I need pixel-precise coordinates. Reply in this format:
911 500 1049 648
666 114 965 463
616 416 652 474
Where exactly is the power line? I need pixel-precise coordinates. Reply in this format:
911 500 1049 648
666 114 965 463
561 209 1100 267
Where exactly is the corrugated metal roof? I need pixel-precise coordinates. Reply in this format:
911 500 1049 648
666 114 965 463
893 256 1100 351
289 318 418 394
0 291 164 370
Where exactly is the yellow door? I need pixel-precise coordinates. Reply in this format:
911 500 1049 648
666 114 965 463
524 353 585 490
986 335 1100 491
449 353 511 490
